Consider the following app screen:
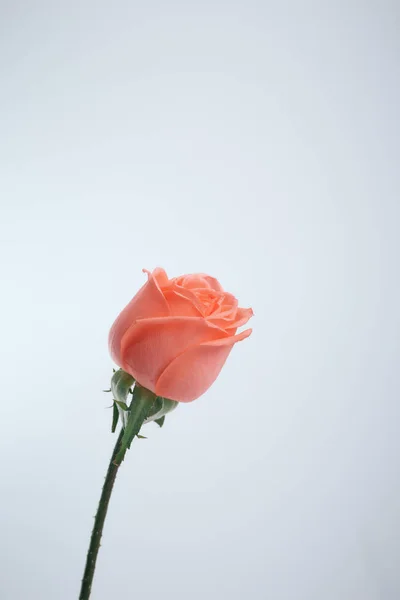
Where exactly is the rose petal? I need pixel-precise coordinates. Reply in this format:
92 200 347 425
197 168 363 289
169 285 206 315
120 317 229 392
173 273 223 292
163 289 203 317
108 270 170 365
143 267 170 288
182 275 212 289
199 274 224 292
226 307 254 330
207 305 253 332
155 328 252 402
208 293 238 320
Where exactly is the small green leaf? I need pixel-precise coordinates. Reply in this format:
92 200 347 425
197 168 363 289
115 400 129 411
154 416 165 428
136 434 147 439
111 402 119 433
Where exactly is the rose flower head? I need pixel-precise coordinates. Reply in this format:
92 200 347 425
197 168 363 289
109 268 253 402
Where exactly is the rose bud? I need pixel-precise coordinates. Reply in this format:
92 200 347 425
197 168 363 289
109 268 253 402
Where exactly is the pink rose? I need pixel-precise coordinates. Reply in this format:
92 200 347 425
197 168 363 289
109 268 253 402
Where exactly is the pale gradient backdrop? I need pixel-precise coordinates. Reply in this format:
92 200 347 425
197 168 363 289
1 2 399 599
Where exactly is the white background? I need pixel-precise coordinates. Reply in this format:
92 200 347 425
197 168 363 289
1 1 399 599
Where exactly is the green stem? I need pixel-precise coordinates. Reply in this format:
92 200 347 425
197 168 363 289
113 385 156 465
79 383 157 599
79 428 124 600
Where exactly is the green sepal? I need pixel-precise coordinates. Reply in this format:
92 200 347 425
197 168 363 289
113 385 157 465
144 397 178 424
143 395 162 420
109 369 178 441
111 402 119 433
115 400 129 411
111 369 135 429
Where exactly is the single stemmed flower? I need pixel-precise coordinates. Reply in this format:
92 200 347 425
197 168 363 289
78 268 253 599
